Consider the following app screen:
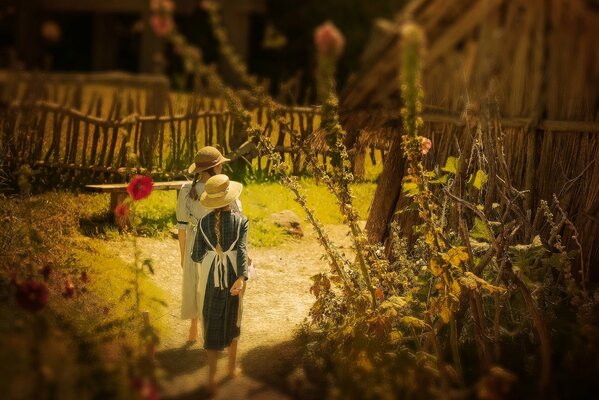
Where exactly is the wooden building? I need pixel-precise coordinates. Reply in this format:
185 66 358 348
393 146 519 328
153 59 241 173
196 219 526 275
5 0 265 73
339 0 599 277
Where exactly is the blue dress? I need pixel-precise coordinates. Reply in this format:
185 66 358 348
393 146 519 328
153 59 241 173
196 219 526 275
191 211 249 350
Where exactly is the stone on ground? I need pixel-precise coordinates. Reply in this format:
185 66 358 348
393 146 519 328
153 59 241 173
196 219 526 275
269 210 303 237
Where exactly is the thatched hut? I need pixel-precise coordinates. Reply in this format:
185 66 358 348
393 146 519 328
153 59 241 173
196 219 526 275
340 0 599 278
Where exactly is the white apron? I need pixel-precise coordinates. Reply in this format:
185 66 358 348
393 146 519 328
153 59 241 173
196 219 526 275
197 219 245 338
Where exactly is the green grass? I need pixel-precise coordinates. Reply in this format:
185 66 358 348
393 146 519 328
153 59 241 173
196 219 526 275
103 178 377 247
240 179 376 246
70 239 169 337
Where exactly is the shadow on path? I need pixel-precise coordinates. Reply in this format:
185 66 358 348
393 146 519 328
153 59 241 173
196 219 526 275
240 339 303 397
156 346 207 379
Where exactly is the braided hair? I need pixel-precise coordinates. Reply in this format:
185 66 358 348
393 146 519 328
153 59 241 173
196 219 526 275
189 167 218 200
213 203 232 249
214 208 223 248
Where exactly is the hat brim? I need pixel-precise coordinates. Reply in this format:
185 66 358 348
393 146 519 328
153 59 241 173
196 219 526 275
187 156 231 175
199 181 242 209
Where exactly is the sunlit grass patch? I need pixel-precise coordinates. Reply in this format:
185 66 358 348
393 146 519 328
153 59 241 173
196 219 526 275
78 177 376 247
240 179 375 246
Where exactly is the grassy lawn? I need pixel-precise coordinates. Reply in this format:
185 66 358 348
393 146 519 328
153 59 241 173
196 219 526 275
122 177 377 247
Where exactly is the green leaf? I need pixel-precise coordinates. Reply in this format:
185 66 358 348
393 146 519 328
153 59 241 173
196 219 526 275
441 156 459 174
468 170 488 190
470 218 493 242
508 235 547 268
402 182 420 197
399 202 419 214
429 174 449 184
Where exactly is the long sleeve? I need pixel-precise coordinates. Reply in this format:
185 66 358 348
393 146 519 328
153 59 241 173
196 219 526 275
232 199 242 213
191 218 208 263
176 185 191 230
236 218 249 280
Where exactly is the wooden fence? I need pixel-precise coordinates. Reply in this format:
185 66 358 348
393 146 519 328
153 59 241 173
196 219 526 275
0 71 325 186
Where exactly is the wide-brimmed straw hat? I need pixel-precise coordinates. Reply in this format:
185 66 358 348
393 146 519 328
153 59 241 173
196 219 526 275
200 174 243 209
187 146 230 174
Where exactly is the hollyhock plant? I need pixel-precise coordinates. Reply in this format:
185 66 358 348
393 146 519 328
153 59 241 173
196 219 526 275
314 21 345 59
420 137 432 155
15 280 49 312
127 176 154 201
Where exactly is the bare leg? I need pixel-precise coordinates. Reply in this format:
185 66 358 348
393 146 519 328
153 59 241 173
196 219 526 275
207 350 218 394
228 338 240 377
188 318 198 342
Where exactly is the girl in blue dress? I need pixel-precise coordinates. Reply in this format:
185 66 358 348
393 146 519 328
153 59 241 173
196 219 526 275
192 174 248 394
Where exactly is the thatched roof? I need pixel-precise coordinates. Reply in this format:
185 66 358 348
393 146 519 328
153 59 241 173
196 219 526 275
339 0 599 279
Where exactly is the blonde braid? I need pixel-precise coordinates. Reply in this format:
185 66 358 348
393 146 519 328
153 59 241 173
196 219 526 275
214 209 222 248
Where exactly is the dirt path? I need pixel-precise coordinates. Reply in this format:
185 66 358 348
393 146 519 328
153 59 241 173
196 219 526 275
111 224 354 399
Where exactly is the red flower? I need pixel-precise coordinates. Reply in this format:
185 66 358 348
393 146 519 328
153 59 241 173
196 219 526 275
63 279 75 299
15 280 49 312
420 137 432 155
127 175 154 201
314 22 345 59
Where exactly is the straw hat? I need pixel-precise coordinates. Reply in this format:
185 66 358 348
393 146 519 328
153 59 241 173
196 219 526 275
200 174 243 209
187 146 230 174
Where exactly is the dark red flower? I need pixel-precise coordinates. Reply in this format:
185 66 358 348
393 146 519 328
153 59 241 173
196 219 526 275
15 280 49 312
114 203 130 226
130 376 160 400
63 279 75 299
127 175 154 201
80 271 89 284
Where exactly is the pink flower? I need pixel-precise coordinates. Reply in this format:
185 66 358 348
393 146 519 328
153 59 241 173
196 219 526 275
127 176 154 201
150 15 174 37
314 21 345 59
15 280 49 312
420 137 432 155
114 203 130 226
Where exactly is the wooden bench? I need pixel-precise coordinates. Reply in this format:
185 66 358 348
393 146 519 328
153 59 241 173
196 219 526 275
85 180 191 214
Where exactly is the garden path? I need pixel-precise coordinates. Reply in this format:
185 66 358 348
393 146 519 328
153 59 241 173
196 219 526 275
112 224 354 399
